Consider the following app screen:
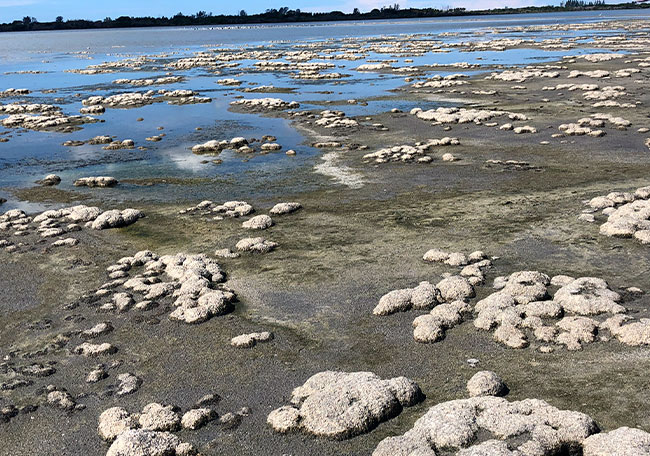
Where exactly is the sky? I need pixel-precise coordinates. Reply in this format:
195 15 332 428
0 0 608 22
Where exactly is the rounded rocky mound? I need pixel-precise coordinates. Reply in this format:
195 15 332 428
373 396 598 455
267 371 423 440
466 370 508 397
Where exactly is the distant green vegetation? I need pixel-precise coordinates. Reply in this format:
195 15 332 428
2 2 648 33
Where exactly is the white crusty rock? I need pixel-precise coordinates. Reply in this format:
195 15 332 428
603 316 650 347
116 373 142 396
467 371 508 397
583 426 650 456
81 322 113 339
242 214 273 230
138 403 181 432
476 269 643 350
52 238 79 247
47 390 76 410
73 342 117 357
231 331 274 348
230 98 299 111
269 202 302 215
36 174 61 186
412 300 469 343
583 186 650 246
373 396 597 455
98 407 138 441
553 277 625 315
436 276 475 302
268 371 422 439
267 406 300 433
181 408 216 430
106 429 186 456
91 209 144 230
73 176 118 188
235 237 278 253
373 282 441 316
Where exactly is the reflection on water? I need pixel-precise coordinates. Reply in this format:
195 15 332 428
0 10 647 210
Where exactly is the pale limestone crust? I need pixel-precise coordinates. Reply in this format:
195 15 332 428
467 371 508 397
268 371 422 439
98 407 138 441
583 426 650 456
373 396 597 456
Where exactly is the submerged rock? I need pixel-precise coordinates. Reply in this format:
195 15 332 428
73 176 118 188
36 174 61 186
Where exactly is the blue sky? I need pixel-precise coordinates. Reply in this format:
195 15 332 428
0 0 600 22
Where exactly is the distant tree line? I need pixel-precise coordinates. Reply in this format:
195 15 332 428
1 2 648 33
561 0 606 7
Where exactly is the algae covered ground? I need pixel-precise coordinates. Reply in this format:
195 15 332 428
1 13 650 456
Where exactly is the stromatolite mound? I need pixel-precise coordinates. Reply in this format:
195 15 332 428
373 396 598 455
268 371 422 439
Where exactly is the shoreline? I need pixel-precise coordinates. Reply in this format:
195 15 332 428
2 4 650 34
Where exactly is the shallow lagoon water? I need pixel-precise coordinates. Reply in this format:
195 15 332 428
1 10 649 210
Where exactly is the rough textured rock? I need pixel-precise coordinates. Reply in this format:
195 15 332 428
268 371 422 439
412 300 469 343
73 176 118 188
583 426 650 456
36 174 61 186
475 270 643 350
373 396 597 455
181 408 216 430
467 371 508 397
242 214 273 230
267 406 301 433
106 429 182 456
584 186 650 246
269 202 302 215
554 277 625 315
373 282 440 316
116 373 142 396
231 331 274 348
73 342 117 357
436 276 475 302
235 237 278 253
98 251 234 325
138 403 181 432
47 390 76 410
98 407 138 441
91 209 144 230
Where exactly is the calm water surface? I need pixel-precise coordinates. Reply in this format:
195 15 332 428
0 10 648 209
